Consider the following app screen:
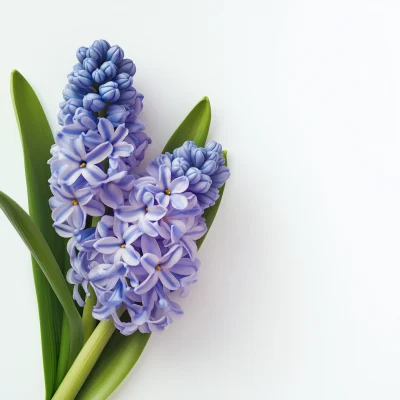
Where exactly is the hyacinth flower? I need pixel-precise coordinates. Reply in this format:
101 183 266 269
1 40 230 400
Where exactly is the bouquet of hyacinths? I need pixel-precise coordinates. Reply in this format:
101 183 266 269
0 40 230 400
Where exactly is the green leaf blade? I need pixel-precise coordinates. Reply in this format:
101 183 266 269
162 96 211 153
11 70 67 398
0 191 83 394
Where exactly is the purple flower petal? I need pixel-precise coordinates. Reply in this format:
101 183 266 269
52 202 74 224
159 269 180 291
159 164 171 190
146 205 166 221
160 245 183 269
82 164 107 185
86 142 113 164
141 236 161 258
123 224 143 245
122 245 140 266
94 237 122 254
134 271 159 295
75 187 93 205
82 199 105 216
170 176 189 194
170 193 188 210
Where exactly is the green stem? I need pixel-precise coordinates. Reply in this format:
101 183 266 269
82 286 97 343
51 315 119 400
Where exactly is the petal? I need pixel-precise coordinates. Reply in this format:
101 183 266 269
155 192 170 207
82 130 104 149
146 205 166 221
100 183 124 208
58 165 82 185
170 220 187 243
112 142 134 158
82 199 105 217
160 245 183 269
59 147 81 163
112 124 129 143
123 224 143 244
53 223 75 238
52 202 74 224
134 272 159 295
122 245 140 266
94 237 122 254
72 136 87 159
171 258 197 275
82 164 107 185
170 193 188 210
159 164 171 190
141 235 161 257
98 118 114 142
139 219 159 237
71 206 86 229
170 176 189 194
115 205 143 222
75 187 93 205
159 269 180 291
140 253 159 273
86 142 113 164
180 237 198 261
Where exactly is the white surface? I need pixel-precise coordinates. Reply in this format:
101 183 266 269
1 0 400 399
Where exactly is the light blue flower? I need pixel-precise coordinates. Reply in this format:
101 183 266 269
99 81 120 103
50 184 104 229
83 93 105 112
58 137 112 185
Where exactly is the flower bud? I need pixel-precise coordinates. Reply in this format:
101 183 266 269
200 159 218 175
76 46 88 63
107 45 124 64
83 58 98 74
172 157 190 177
92 39 110 55
60 98 83 115
86 45 103 61
83 93 105 112
189 174 212 193
92 68 106 84
114 73 132 90
211 166 231 188
62 84 84 101
185 167 201 184
205 141 222 154
73 63 84 73
106 104 129 126
190 147 207 168
99 81 121 102
100 61 117 80
117 58 136 76
72 70 93 88
173 141 191 160
116 87 136 105
73 107 97 124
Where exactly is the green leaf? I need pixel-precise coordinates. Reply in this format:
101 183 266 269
162 96 211 153
0 191 83 391
76 331 150 400
197 151 228 249
11 70 68 398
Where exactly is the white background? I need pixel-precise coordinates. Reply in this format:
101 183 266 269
1 0 400 399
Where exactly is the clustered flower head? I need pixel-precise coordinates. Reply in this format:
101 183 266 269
48 40 230 334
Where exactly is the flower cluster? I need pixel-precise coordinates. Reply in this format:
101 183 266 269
49 41 230 334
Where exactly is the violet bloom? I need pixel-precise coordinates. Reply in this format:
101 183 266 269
94 219 142 265
135 236 183 294
115 187 166 237
58 137 112 185
50 184 104 229
148 164 190 210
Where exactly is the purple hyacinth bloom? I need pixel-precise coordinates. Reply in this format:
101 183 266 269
148 164 190 210
50 184 104 229
117 58 136 76
107 45 124 64
135 236 183 294
83 57 98 74
114 73 132 90
92 68 106 84
106 104 129 126
115 187 166 237
58 137 112 185
94 220 142 266
100 61 117 80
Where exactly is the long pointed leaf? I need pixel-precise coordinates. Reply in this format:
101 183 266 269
11 70 67 398
76 99 224 400
162 96 211 153
0 191 83 382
